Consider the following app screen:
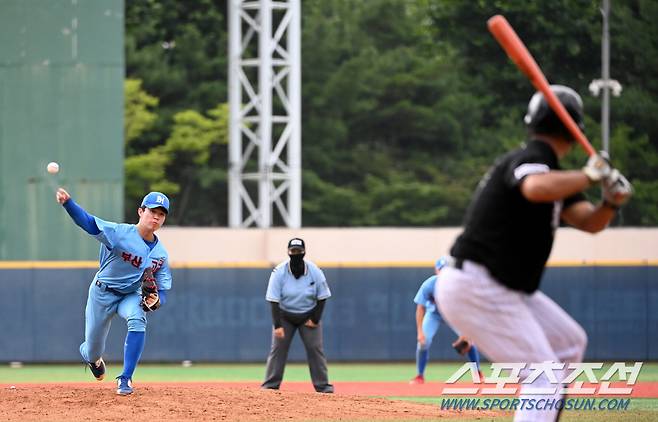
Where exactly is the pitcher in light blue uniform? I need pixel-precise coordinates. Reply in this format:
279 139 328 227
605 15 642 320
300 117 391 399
410 257 481 384
56 188 172 395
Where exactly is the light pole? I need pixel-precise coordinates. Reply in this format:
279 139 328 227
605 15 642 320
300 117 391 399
589 0 622 154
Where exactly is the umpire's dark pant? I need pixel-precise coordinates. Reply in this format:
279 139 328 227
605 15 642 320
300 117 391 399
261 317 333 393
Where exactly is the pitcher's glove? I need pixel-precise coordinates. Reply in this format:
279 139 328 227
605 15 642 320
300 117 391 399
452 336 472 356
140 267 161 312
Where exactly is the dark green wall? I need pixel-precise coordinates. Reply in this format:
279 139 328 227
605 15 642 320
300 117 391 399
0 0 124 259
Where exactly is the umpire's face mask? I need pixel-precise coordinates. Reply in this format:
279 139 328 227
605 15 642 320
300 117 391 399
288 249 306 279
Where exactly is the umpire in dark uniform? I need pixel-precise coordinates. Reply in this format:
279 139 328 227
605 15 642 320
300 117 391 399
261 238 334 393
436 85 632 421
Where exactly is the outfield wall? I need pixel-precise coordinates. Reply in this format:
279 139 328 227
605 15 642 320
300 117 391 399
0 263 656 363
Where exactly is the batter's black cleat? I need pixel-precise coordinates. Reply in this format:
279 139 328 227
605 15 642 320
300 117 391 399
86 358 105 381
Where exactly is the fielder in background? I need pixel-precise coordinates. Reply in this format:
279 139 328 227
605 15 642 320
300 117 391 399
262 238 334 393
410 257 482 385
56 189 173 396
436 85 632 421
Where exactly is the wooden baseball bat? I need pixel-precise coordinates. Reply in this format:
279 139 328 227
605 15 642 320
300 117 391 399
487 15 596 156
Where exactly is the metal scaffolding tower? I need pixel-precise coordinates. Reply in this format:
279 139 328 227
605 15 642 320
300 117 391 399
228 0 301 228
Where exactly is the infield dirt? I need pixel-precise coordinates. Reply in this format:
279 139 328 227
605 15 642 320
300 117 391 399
0 383 498 421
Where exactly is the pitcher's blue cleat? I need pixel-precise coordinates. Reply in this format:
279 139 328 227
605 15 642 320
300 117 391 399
116 376 133 395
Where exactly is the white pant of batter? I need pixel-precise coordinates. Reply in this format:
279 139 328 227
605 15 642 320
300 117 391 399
436 260 587 422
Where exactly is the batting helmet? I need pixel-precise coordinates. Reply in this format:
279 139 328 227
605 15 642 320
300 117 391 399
524 85 584 139
435 257 447 270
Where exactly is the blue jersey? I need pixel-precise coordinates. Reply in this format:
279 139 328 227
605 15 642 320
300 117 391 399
413 275 439 314
92 217 172 294
266 259 331 314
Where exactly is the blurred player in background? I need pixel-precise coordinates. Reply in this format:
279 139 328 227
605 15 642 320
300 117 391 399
56 189 172 395
262 238 334 393
410 257 482 384
437 85 632 421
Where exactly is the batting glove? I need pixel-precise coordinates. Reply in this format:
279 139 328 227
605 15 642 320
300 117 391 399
602 169 633 209
583 152 612 183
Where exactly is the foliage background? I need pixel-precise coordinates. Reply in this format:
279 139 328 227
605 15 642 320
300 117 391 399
124 0 658 226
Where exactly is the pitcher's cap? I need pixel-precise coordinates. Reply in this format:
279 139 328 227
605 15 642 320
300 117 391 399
141 192 170 214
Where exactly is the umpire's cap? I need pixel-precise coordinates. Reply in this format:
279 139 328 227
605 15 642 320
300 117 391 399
288 238 305 253
141 192 170 214
524 85 584 139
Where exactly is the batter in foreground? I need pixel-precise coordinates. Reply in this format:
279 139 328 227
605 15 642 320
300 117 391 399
436 85 632 422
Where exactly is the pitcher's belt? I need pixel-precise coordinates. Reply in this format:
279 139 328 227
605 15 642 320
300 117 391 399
95 279 123 295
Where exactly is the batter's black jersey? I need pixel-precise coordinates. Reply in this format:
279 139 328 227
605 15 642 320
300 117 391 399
450 140 586 293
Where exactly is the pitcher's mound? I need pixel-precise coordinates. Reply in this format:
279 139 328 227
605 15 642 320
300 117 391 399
1 384 499 421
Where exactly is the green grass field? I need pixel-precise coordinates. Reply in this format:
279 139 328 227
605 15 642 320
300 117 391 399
2 362 656 421
2 361 657 383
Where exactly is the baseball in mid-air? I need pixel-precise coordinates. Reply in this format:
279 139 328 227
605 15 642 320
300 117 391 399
47 162 60 174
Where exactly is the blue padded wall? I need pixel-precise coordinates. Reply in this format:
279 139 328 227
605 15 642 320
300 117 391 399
0 265 655 362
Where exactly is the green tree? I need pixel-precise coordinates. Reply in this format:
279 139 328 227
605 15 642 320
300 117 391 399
124 79 158 152
125 0 228 154
426 0 658 226
125 104 229 224
123 0 658 226
300 0 504 226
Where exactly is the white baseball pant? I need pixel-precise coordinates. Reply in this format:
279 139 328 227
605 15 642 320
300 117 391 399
436 259 587 422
